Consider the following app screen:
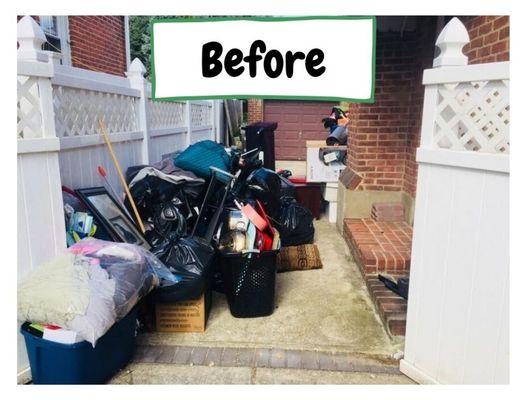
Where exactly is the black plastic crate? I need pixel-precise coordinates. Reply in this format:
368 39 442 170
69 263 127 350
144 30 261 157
219 250 278 318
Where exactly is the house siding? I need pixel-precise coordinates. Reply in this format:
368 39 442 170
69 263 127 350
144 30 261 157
68 16 128 76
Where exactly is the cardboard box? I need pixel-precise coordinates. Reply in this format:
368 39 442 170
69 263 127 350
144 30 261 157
306 141 346 183
155 290 212 333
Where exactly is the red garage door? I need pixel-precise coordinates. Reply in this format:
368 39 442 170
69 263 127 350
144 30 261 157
264 100 337 161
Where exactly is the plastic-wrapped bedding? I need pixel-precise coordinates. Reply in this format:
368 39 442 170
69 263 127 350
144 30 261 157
68 261 116 345
18 253 91 329
69 239 180 318
18 239 180 346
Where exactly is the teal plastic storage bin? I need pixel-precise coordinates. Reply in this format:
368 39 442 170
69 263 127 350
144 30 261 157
21 308 138 384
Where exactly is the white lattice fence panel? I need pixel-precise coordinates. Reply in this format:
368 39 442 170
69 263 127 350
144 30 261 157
52 86 139 137
147 100 185 130
433 79 510 154
18 75 43 139
191 102 212 128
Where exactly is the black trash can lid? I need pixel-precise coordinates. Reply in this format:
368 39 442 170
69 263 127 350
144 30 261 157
242 122 278 132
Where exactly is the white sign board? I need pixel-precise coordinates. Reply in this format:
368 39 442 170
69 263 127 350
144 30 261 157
151 17 376 102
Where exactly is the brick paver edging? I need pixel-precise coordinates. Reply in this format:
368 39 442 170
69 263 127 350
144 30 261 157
133 345 402 375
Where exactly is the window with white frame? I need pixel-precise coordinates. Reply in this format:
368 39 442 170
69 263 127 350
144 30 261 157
39 16 71 65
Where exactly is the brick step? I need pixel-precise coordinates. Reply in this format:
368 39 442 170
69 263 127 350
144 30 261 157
343 218 412 275
342 217 411 337
365 275 407 337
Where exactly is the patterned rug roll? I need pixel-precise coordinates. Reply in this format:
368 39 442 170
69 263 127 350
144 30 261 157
277 244 323 272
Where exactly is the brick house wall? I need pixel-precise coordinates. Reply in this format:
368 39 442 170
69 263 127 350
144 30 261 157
68 16 128 76
18 16 128 76
403 19 438 196
347 18 437 195
461 16 509 64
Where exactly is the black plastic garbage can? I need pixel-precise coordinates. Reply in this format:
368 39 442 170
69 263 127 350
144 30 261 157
243 122 278 171
219 250 278 318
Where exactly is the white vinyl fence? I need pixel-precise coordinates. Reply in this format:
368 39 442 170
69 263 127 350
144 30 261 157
400 18 509 384
16 16 225 381
52 62 219 194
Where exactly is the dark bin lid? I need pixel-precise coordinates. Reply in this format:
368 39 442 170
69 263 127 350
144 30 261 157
243 122 278 132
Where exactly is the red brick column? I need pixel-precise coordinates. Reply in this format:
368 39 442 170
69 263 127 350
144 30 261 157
247 99 264 123
346 19 437 198
347 20 436 195
403 19 437 197
346 32 412 193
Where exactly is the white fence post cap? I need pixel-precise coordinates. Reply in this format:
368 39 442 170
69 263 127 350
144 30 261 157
17 16 49 62
433 17 470 68
127 58 146 78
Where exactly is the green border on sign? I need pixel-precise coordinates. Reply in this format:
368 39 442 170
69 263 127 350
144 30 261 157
150 16 376 103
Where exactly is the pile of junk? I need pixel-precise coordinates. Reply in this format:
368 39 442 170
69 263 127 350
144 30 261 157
18 138 316 384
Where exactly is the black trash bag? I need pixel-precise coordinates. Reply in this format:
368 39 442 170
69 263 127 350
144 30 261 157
244 168 282 218
151 236 215 303
127 175 181 220
124 166 205 244
277 170 296 199
151 198 187 238
126 168 204 215
277 196 315 246
126 164 149 183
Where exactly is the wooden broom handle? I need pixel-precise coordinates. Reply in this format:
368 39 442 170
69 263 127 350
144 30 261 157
98 118 146 234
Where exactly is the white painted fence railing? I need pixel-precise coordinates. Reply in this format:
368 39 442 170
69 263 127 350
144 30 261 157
400 18 509 384
16 16 224 381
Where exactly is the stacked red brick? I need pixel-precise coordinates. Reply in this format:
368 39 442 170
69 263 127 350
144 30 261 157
68 16 127 76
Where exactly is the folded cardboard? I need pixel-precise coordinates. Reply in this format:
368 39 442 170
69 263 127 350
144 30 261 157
155 290 211 333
